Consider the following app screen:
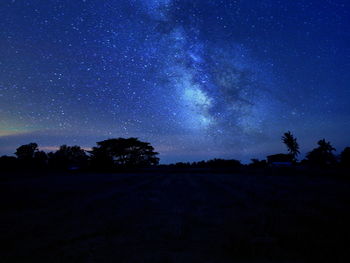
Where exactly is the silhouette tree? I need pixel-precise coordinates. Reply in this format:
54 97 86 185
14 143 48 169
15 143 39 160
90 138 159 169
340 147 350 167
48 145 88 170
282 131 300 161
306 139 336 167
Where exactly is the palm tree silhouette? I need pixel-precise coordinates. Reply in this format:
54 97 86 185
306 139 336 166
317 139 336 153
282 131 300 161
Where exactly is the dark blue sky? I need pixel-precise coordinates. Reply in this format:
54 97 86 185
0 0 349 163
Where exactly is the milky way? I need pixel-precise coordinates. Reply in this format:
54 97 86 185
0 0 349 162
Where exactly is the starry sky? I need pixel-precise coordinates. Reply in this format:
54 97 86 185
0 0 349 163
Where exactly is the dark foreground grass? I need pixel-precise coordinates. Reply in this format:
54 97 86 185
1 171 349 262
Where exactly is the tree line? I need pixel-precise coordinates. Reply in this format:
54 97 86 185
0 138 159 172
165 132 350 169
0 132 349 172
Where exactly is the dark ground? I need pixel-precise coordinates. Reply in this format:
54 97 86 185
1 170 350 263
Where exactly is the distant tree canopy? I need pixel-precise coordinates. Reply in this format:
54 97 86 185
15 143 39 160
90 138 159 169
306 139 336 166
282 131 300 161
14 143 47 169
48 145 88 170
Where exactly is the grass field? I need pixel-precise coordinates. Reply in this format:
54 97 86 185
1 171 350 262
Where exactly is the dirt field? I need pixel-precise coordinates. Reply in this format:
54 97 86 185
1 171 350 262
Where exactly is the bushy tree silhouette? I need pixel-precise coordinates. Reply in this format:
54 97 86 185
306 139 336 167
48 145 88 170
15 143 38 160
14 143 47 169
90 138 159 169
282 131 300 161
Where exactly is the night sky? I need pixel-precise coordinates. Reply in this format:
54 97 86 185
0 0 349 163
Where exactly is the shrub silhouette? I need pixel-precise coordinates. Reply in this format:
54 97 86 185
172 162 192 168
249 159 267 168
201 158 241 169
170 159 242 169
90 138 159 169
